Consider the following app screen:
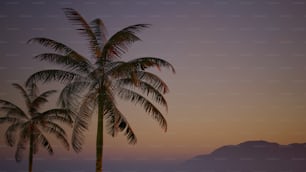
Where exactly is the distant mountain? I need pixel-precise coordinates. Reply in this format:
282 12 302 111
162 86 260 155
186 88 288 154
181 140 306 172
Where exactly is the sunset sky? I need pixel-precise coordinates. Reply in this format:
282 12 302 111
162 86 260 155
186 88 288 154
1 0 306 171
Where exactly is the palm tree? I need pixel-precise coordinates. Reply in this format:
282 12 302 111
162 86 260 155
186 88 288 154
0 83 72 172
26 8 175 172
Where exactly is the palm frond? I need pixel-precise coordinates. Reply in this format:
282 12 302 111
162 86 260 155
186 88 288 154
138 71 170 94
34 53 92 73
15 127 29 162
36 109 73 125
116 78 168 111
0 114 22 123
63 8 100 58
101 24 150 60
27 82 39 101
117 88 167 131
11 83 31 108
36 133 53 155
15 139 26 162
104 94 137 144
71 89 97 152
5 122 21 146
112 70 170 95
26 69 80 87
57 79 90 109
27 37 74 54
127 57 175 73
91 18 108 47
108 63 171 94
37 90 57 99
1 107 23 119
0 105 28 120
31 90 57 110
40 121 70 150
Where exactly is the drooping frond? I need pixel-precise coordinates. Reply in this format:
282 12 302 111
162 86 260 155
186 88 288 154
137 71 170 94
40 121 70 151
31 90 57 111
106 61 136 78
36 132 53 155
27 82 39 101
116 78 168 111
117 88 167 131
110 70 170 94
37 90 57 99
103 93 137 144
34 53 92 74
63 8 100 58
36 109 73 125
15 127 29 162
5 122 21 146
71 89 98 152
57 79 91 109
26 69 80 87
127 57 175 73
0 116 18 124
0 100 28 120
91 18 108 48
15 139 26 162
11 83 31 108
101 24 150 60
27 37 74 54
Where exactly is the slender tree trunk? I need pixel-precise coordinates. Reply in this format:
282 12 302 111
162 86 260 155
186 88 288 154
28 128 34 172
96 91 104 172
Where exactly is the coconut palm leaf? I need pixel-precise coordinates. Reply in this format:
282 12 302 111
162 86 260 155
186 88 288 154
36 132 53 155
91 18 108 48
11 83 31 108
28 37 74 54
104 94 137 144
15 137 27 162
116 78 168 111
31 90 57 110
71 88 97 152
117 87 167 131
137 71 170 94
5 122 21 146
26 69 80 86
34 53 92 73
0 101 28 120
40 121 70 150
34 109 73 125
63 8 100 58
57 79 91 109
127 57 176 72
101 24 150 60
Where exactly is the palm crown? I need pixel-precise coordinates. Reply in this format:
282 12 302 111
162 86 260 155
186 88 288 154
26 8 175 172
0 83 72 171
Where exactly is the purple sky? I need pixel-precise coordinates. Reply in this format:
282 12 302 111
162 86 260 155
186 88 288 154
1 0 306 171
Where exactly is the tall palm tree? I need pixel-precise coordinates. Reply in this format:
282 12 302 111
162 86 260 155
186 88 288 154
26 8 175 172
0 83 72 172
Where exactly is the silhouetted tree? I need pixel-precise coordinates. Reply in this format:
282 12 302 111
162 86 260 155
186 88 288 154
26 8 175 172
0 83 72 172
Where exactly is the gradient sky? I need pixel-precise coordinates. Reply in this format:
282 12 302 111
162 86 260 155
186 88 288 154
1 0 306 171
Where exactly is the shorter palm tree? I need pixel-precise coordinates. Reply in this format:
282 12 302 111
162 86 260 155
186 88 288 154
0 83 73 172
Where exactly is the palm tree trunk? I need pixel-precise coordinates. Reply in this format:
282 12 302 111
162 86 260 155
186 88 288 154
96 91 104 172
28 129 34 172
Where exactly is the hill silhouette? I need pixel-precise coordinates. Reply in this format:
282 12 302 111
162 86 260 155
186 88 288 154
181 140 306 172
